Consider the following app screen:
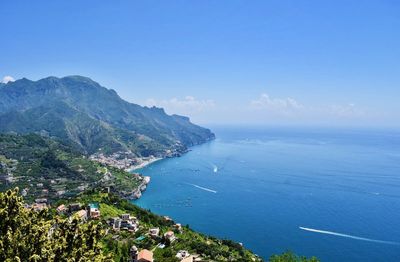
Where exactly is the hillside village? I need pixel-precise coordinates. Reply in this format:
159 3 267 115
0 134 154 202
23 190 262 262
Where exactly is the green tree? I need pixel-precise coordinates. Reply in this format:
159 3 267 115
269 251 319 262
0 188 112 261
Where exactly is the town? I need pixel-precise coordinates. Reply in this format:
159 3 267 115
27 199 204 262
89 152 162 172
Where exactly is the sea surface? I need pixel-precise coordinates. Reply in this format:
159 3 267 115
134 126 400 261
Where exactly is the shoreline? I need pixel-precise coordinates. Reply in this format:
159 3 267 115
127 138 216 200
125 157 162 200
125 156 163 172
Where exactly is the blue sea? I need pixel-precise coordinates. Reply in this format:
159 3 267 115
134 126 400 261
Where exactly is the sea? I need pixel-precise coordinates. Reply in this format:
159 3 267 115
134 126 400 261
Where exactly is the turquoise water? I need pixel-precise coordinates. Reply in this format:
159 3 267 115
134 127 400 261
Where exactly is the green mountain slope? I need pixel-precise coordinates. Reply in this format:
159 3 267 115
0 76 215 156
0 134 145 201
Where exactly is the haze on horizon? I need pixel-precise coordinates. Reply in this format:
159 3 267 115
1 1 399 127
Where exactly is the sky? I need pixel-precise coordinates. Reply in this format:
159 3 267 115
1 0 399 127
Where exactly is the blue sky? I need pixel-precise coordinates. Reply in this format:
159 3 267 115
1 1 399 126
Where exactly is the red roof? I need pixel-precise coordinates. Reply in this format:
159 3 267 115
137 249 153 262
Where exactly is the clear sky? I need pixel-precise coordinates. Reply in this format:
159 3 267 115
1 1 399 127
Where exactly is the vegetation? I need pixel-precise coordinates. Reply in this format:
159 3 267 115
0 134 142 202
269 251 319 262
0 188 111 261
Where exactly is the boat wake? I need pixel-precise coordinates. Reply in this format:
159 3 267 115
299 227 399 245
188 183 217 193
212 164 218 173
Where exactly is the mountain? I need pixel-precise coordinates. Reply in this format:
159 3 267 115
0 76 215 156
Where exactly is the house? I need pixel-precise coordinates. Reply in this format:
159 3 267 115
109 214 138 232
111 217 122 230
181 256 194 262
69 203 81 212
74 210 87 221
120 213 131 220
35 198 47 204
164 231 176 242
176 250 190 260
136 249 153 262
173 223 183 233
121 220 138 232
32 203 47 211
149 228 160 237
88 203 100 219
56 204 67 214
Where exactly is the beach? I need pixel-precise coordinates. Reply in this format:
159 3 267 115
126 156 163 172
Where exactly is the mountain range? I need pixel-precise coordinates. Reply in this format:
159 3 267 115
0 76 214 156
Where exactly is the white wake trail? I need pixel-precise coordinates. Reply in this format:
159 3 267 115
188 183 217 193
299 227 399 245
213 164 218 173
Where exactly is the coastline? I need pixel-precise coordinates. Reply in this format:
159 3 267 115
125 157 163 200
127 138 215 200
125 156 163 172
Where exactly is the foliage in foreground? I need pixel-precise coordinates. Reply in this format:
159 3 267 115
0 188 111 262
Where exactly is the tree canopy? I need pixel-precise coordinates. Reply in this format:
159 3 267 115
0 188 111 261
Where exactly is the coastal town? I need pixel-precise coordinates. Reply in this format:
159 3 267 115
0 141 154 203
26 198 211 262
89 152 162 172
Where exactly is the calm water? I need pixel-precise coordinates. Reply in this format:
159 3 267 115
134 127 400 261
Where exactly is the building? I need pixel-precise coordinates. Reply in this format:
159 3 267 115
173 223 183 233
69 203 81 212
112 218 122 230
120 213 131 220
163 216 172 222
121 220 138 232
74 210 87 221
164 231 176 243
32 203 47 211
109 214 138 232
176 250 190 260
88 203 100 219
149 228 160 238
35 198 47 204
56 204 67 214
181 256 194 262
136 249 153 262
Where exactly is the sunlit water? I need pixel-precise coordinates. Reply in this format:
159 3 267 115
134 127 400 261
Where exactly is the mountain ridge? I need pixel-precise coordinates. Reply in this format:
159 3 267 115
0 75 215 156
